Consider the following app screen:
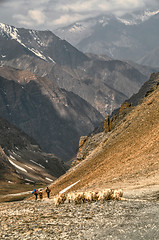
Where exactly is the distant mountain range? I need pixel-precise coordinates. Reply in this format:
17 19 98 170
0 22 156 117
55 9 159 68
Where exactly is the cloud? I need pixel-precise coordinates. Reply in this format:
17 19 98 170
13 14 34 27
0 0 159 30
48 0 149 26
51 0 159 26
52 14 86 25
56 0 146 15
59 1 97 13
28 10 46 25
13 8 47 28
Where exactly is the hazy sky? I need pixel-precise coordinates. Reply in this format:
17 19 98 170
0 0 158 30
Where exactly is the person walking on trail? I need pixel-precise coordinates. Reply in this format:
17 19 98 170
32 189 38 200
39 189 43 200
46 186 51 198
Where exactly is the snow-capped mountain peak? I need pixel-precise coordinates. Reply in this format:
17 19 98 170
117 9 159 25
0 23 50 62
0 22 89 67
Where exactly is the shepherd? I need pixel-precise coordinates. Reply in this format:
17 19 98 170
46 186 51 198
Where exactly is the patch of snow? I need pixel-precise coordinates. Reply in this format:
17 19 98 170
59 180 80 194
28 48 47 61
41 71 47 77
29 30 46 47
1 55 6 58
8 181 14 184
9 159 27 173
118 9 159 25
69 24 84 33
25 178 35 183
117 18 135 25
48 56 55 63
24 165 34 170
0 23 48 61
143 9 159 18
98 19 109 27
11 151 19 156
30 160 45 169
45 177 53 182
0 23 27 48
10 155 16 160
33 66 37 73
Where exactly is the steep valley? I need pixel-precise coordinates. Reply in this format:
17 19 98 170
0 66 103 161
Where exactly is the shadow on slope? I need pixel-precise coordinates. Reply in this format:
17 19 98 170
0 72 103 161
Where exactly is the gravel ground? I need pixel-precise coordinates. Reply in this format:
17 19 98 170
0 190 159 240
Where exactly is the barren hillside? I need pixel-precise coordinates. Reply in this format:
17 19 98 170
46 73 159 197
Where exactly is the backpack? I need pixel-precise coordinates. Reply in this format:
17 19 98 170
46 188 51 193
32 189 36 194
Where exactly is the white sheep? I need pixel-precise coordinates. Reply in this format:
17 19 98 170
97 189 113 201
55 188 124 206
84 191 96 202
111 189 123 200
74 192 85 204
67 192 75 203
92 191 99 201
53 193 66 206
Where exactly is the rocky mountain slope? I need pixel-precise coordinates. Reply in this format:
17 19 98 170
55 9 159 68
0 22 156 117
47 57 153 116
46 72 159 196
0 116 67 199
0 66 103 161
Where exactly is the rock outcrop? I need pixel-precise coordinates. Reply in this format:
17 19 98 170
103 102 133 134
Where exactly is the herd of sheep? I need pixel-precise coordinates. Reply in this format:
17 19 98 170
53 189 124 206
